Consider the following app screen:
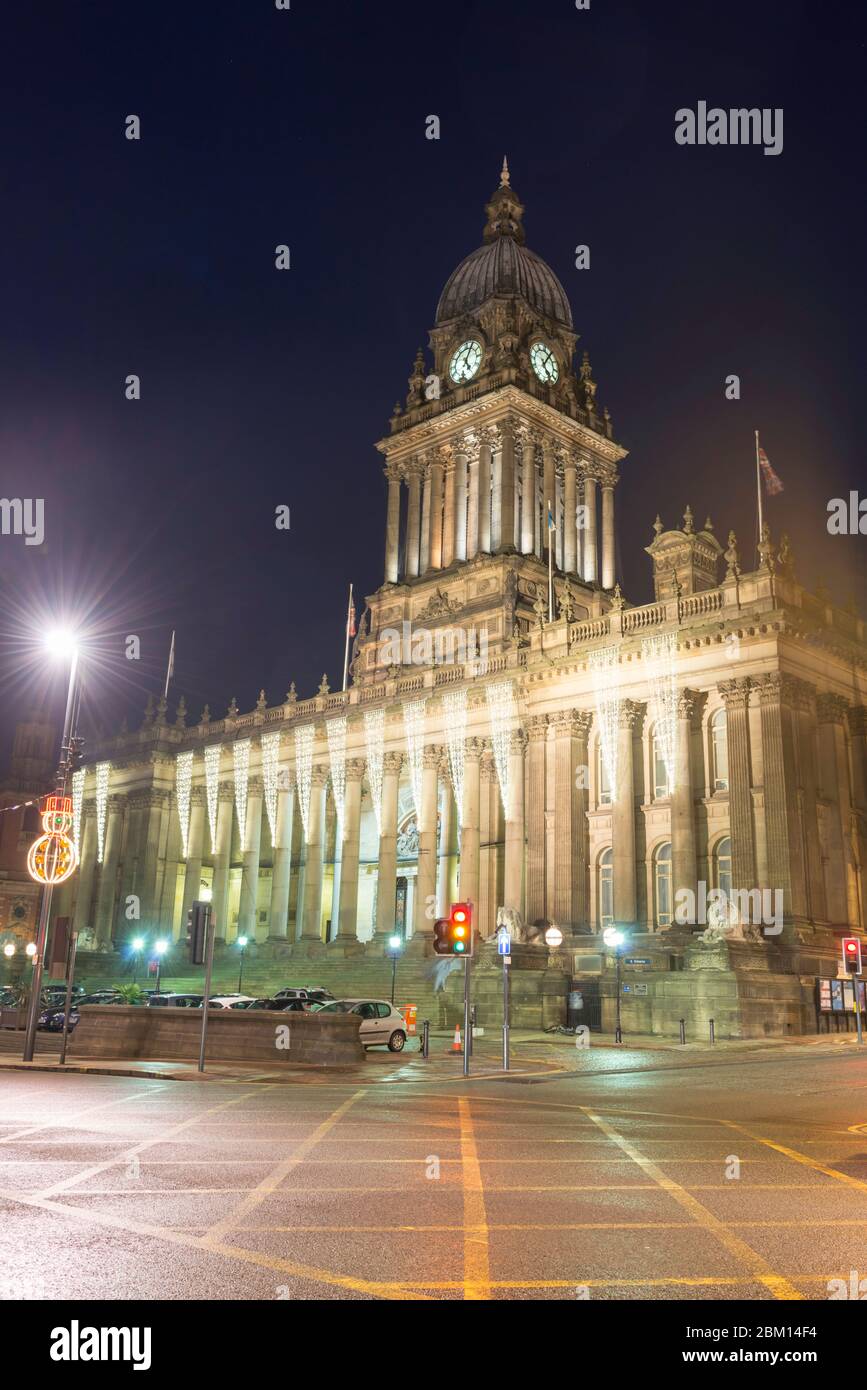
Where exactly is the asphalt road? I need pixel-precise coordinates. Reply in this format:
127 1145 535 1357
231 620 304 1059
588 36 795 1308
2 1044 867 1301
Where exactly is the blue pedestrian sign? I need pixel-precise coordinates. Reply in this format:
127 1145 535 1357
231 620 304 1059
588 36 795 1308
497 927 511 956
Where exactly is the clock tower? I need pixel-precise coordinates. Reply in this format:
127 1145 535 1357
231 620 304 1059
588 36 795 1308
352 161 628 686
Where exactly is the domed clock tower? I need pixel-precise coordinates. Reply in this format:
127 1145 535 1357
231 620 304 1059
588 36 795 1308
352 161 628 685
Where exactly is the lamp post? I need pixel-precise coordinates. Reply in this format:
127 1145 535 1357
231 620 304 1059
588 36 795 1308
131 937 144 984
388 934 402 1005
154 939 168 995
23 629 80 1063
603 926 626 1044
236 936 248 994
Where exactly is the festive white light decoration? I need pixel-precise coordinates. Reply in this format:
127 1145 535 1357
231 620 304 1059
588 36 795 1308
71 767 85 848
295 724 314 839
174 751 194 859
326 716 347 828
261 731 281 842
232 739 251 848
95 761 110 864
442 688 468 814
643 632 678 793
590 646 622 802
363 708 385 834
402 698 427 817
486 681 517 814
204 744 221 852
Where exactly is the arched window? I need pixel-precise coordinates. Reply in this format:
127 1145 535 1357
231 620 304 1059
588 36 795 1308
713 836 732 899
598 848 613 930
711 709 729 791
654 842 672 928
597 742 612 806
652 728 671 800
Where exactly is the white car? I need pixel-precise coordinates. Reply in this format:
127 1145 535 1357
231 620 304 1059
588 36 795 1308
315 999 407 1051
206 994 256 1010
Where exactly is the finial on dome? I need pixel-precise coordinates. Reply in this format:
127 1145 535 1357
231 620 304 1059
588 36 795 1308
500 155 510 187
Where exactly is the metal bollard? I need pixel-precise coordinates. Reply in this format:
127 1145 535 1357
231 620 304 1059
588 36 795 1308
421 1019 430 1058
679 1019 686 1045
709 1018 715 1045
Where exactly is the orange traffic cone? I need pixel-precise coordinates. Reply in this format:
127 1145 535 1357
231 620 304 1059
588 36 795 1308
451 1023 462 1052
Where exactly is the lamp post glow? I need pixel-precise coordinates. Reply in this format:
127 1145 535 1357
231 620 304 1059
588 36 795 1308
603 927 627 1043
131 937 145 983
388 934 402 1005
154 939 168 996
236 936 248 994
3 943 14 959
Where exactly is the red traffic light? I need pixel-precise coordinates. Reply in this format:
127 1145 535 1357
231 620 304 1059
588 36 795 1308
448 903 474 957
842 937 862 974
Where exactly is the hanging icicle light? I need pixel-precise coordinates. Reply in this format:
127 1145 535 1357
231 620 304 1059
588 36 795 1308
326 715 347 829
486 681 516 814
95 761 110 864
363 707 385 834
590 646 622 802
402 698 427 817
642 632 678 793
442 688 468 814
295 723 314 839
204 744 221 853
233 739 251 848
175 751 194 859
71 767 85 849
261 730 281 842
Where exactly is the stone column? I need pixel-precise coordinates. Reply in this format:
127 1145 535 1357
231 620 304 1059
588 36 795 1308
756 675 805 920
583 474 598 583
478 431 492 553
671 691 699 923
384 464 401 584
466 439 480 559
520 431 536 555
551 710 591 931
453 443 468 562
179 787 205 939
459 739 483 910
335 759 365 940
542 437 556 565
563 455 578 574
137 790 168 929
525 715 548 925
420 458 432 573
478 748 496 938
428 451 445 571
793 682 825 922
268 781 295 939
437 764 455 913
211 781 234 942
601 483 616 590
613 702 643 926
848 705 867 929
413 747 440 939
405 462 422 579
236 777 262 941
719 680 757 894
442 457 456 568
375 752 403 936
95 793 125 946
300 766 328 941
493 420 516 553
72 801 98 937
504 730 527 918
818 694 857 926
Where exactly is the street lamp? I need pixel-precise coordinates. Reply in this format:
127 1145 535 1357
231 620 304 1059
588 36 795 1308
603 927 627 1043
3 943 15 959
22 627 80 1062
131 937 145 984
154 939 168 995
236 936 248 993
388 933 402 1005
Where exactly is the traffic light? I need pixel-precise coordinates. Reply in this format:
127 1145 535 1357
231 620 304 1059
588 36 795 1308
188 901 211 965
450 902 474 957
433 917 451 956
842 937 862 975
67 736 85 776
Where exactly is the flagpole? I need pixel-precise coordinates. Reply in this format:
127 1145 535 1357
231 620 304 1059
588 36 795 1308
163 629 175 700
547 499 554 623
342 583 353 692
754 430 764 559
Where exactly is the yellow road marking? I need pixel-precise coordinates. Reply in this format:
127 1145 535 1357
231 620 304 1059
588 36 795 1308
582 1108 804 1302
720 1120 867 1193
458 1097 491 1301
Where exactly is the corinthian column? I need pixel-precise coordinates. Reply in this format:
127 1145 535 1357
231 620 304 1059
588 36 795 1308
542 437 556 565
375 752 403 937
442 456 456 568
466 438 480 559
478 430 493 553
493 420 516 552
428 451 445 570
583 474 598 583
405 462 422 579
179 787 205 940
453 442 468 562
237 776 263 941
756 674 803 919
601 483 616 589
420 458 432 573
268 780 295 939
504 730 527 918
300 766 328 941
413 747 440 940
794 682 825 922
525 715 548 925
563 454 578 574
613 702 643 926
719 680 757 894
211 781 234 942
817 694 857 926
459 739 483 910
384 464 401 584
95 793 125 946
551 710 591 931
335 759 365 940
520 430 537 555
671 691 699 923
72 800 98 937
137 790 168 929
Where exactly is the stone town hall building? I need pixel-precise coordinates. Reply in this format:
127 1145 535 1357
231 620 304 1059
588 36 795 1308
56 166 866 1036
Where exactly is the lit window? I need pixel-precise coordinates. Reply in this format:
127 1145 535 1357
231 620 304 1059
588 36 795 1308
652 730 671 800
714 836 732 899
597 743 612 806
654 842 672 928
599 848 613 931
711 709 729 791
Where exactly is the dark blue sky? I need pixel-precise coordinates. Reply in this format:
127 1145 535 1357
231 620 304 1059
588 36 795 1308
1 0 864 759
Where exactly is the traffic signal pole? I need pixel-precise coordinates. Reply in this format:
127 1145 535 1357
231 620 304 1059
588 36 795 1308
463 956 471 1077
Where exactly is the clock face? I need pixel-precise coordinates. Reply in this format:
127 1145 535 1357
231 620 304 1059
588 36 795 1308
449 339 483 383
530 341 559 384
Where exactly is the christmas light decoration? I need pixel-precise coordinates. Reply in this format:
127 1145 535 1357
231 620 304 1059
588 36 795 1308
486 681 516 814
261 730 281 842
326 716 347 828
95 761 110 864
71 767 85 848
233 739 251 848
175 751 194 859
442 688 468 815
27 794 79 885
642 632 678 794
590 646 622 802
204 744 221 852
295 723 314 838
363 707 385 834
402 698 427 817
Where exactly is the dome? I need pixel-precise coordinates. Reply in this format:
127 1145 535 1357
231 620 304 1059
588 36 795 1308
435 160 573 330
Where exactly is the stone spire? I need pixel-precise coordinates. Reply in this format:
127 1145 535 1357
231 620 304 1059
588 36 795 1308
482 161 525 245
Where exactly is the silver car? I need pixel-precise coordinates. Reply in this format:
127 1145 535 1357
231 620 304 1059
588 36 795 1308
315 999 407 1051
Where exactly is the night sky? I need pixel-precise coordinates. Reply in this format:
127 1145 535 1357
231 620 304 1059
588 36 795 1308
1 0 864 764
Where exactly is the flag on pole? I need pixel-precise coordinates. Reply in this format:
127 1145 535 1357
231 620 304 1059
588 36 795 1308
758 445 784 496
163 630 175 699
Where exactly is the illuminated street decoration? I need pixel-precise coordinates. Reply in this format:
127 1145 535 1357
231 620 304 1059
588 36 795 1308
443 688 468 814
204 744 221 852
232 739 251 848
95 761 110 864
363 708 385 834
71 767 85 848
27 794 79 886
261 730 281 842
295 723 314 838
326 716 347 828
175 751 194 859
486 681 516 814
642 632 678 793
402 698 427 817
590 646 622 801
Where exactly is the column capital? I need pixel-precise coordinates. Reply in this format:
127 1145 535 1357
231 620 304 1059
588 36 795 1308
345 757 367 781
246 775 263 796
719 677 752 709
128 788 169 811
383 751 404 775
848 705 867 737
108 792 127 812
526 714 549 742
311 764 330 788
782 676 816 712
422 744 443 770
384 461 402 484
817 692 849 725
464 736 486 761
81 796 97 815
509 729 528 755
189 786 206 808
619 700 645 730
480 755 497 783
404 457 425 481
551 708 592 738
677 688 703 722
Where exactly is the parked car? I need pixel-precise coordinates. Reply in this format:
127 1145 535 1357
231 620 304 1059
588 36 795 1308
147 993 203 1008
229 997 313 1013
315 999 407 1051
274 986 334 1004
76 991 126 1006
273 987 311 1001
37 1004 80 1033
205 995 256 1010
